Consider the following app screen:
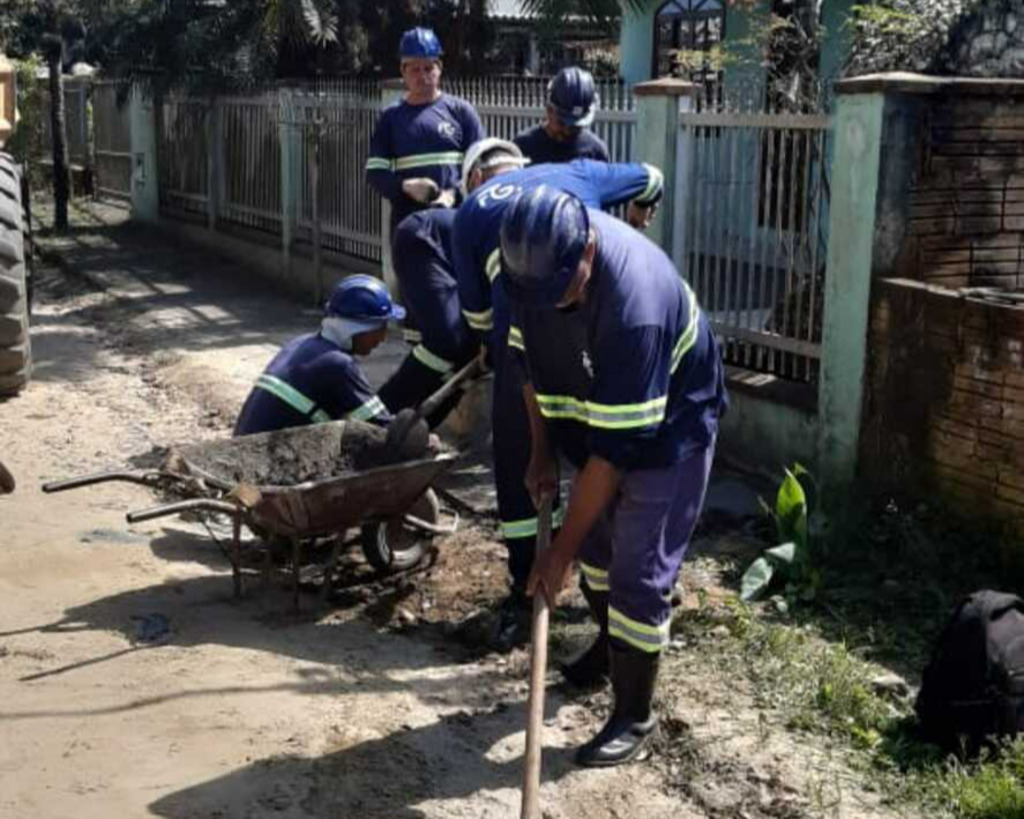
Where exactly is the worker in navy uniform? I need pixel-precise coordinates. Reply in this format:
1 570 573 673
500 186 727 767
365 27 484 235
514 67 610 165
453 138 664 650
376 207 479 422
234 276 404 436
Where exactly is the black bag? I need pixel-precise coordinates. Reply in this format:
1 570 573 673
915 589 1024 751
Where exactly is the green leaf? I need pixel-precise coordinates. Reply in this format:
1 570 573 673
775 468 808 545
765 541 796 564
740 557 775 602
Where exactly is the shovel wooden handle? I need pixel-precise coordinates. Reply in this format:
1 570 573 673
521 496 553 819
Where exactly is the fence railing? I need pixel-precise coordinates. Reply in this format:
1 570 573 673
674 110 832 384
92 81 133 201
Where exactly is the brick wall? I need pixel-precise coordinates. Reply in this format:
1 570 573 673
862 278 1024 535
904 96 1024 290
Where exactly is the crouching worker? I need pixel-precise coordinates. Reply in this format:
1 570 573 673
500 186 728 767
234 275 404 436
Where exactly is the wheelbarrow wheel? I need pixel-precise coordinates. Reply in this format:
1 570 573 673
361 489 440 574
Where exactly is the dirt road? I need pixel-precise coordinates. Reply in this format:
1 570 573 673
0 203 700 819
0 202 910 819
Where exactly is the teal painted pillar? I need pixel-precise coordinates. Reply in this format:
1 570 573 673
379 79 404 295
817 84 885 491
129 85 159 223
620 2 657 83
818 0 855 83
633 78 695 255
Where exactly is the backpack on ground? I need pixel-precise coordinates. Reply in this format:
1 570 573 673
915 589 1024 752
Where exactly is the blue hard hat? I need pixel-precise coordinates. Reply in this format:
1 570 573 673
326 275 406 322
548 67 597 128
399 27 443 60
500 186 591 307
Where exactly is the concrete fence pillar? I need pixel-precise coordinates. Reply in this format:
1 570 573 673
378 80 405 295
632 78 695 257
279 91 300 279
129 86 159 222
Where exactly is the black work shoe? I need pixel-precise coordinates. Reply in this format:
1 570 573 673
561 582 610 687
574 714 657 767
575 643 660 768
561 637 610 688
491 591 532 652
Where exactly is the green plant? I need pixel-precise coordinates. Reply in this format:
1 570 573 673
740 464 821 602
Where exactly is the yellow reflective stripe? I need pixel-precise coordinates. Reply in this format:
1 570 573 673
256 374 330 422
485 249 501 283
500 507 565 540
366 157 393 171
580 561 610 591
671 282 700 375
403 328 423 344
608 606 670 653
509 325 524 351
412 344 453 374
463 307 494 332
534 393 667 429
636 163 664 205
394 151 464 170
346 396 388 423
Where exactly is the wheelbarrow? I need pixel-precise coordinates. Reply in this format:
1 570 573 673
42 420 459 606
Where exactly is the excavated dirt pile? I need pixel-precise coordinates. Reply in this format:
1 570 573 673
167 419 440 487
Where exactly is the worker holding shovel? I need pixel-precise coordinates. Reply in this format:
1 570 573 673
501 186 727 767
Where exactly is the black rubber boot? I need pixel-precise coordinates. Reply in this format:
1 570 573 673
561 582 610 688
575 643 660 768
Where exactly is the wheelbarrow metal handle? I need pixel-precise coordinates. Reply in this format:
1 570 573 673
42 470 169 494
126 499 242 525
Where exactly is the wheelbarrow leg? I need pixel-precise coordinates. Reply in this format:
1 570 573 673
291 539 302 611
231 516 243 599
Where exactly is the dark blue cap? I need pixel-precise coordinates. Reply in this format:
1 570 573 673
326 274 406 322
500 186 591 307
548 67 597 127
399 27 443 60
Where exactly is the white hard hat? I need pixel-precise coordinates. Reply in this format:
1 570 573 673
461 138 529 195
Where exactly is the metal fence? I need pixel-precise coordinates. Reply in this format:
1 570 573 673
158 96 209 219
37 78 91 167
674 111 832 383
92 82 132 201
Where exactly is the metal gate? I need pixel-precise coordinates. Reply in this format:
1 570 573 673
92 82 133 201
674 111 831 383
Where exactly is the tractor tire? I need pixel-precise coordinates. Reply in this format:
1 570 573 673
0 155 30 397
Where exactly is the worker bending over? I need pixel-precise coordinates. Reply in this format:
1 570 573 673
234 276 404 436
501 186 727 767
453 138 664 650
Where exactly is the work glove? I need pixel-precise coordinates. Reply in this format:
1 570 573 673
402 178 441 204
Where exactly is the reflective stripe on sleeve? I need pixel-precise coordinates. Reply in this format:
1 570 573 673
255 374 331 423
485 249 501 283
365 157 393 171
534 393 667 430
394 151 464 171
635 163 664 205
508 325 525 351
346 395 389 423
670 282 700 374
580 561 610 592
403 328 423 344
412 344 454 374
608 606 670 653
462 307 495 332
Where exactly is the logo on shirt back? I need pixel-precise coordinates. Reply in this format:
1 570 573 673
438 121 456 139
477 182 519 209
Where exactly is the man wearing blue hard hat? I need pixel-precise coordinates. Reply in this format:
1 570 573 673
365 27 484 235
452 140 664 651
234 275 404 436
514 67 610 165
500 186 727 767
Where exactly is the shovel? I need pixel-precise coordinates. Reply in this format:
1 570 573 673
382 357 483 459
521 495 553 819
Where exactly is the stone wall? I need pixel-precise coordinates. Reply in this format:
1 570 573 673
862 278 1024 541
946 0 1024 76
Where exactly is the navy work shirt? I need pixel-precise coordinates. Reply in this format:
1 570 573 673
514 124 610 164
